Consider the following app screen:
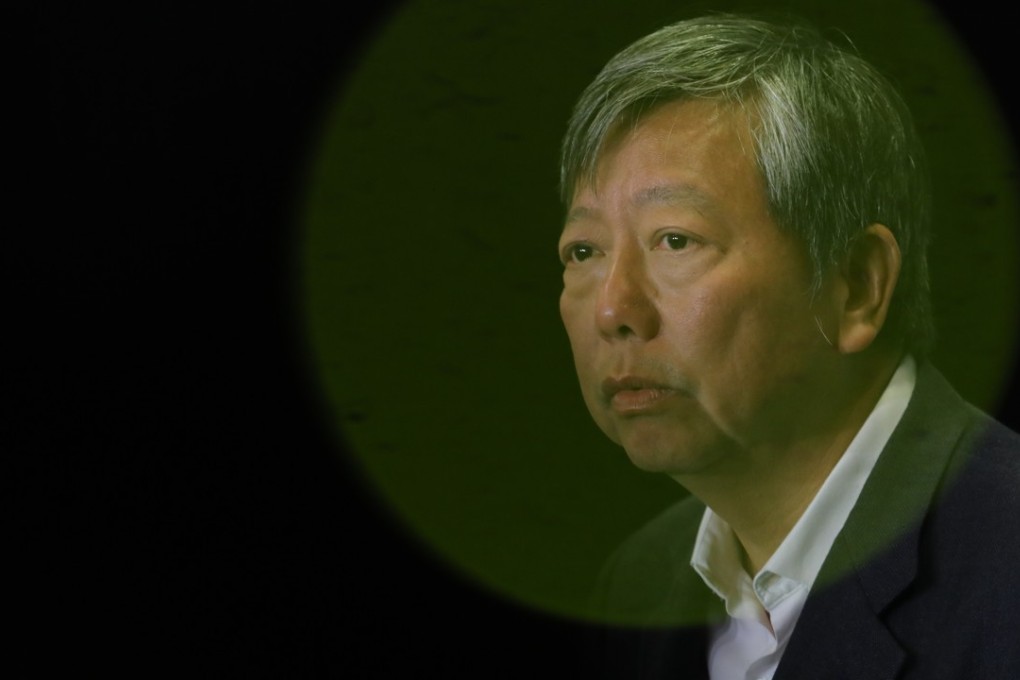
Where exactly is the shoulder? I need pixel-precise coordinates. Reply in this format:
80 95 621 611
884 405 1020 675
888 361 1020 566
617 492 706 557
609 493 705 578
873 360 1020 528
592 493 716 627
957 404 1020 478
932 404 1020 553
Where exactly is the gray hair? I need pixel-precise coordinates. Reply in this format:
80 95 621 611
560 14 934 356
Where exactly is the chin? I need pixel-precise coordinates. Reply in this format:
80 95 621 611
621 440 695 474
619 427 726 476
623 450 676 473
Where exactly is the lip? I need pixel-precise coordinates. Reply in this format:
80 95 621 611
602 376 680 415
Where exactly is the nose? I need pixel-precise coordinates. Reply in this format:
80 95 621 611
596 246 660 340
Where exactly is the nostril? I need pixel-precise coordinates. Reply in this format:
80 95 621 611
614 323 638 338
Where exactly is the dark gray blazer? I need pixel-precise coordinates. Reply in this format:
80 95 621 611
591 362 1020 679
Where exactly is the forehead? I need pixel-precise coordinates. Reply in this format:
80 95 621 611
567 99 762 217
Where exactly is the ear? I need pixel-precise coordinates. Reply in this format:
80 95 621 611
834 223 902 354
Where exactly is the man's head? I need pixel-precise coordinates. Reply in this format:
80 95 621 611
557 15 933 474
561 14 933 355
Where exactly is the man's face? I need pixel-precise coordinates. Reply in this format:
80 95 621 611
558 99 833 475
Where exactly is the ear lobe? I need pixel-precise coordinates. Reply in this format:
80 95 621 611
836 223 902 354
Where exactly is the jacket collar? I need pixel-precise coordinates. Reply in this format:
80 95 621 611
775 361 974 679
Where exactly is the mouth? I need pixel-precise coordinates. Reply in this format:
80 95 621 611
602 376 680 415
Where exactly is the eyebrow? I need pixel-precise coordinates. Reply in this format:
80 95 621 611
564 205 596 225
632 183 713 211
564 183 713 228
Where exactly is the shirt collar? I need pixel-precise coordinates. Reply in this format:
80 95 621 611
691 355 917 613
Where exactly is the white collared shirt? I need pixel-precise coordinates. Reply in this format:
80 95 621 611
690 355 917 680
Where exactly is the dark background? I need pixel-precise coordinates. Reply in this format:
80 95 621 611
28 2 1018 677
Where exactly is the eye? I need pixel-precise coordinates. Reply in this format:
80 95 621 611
562 242 596 264
659 233 691 250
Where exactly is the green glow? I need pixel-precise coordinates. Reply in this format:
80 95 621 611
301 0 1018 622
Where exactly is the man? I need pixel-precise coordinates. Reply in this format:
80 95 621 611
557 14 1020 680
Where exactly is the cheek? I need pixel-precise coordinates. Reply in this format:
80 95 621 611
678 262 806 349
560 288 621 442
666 282 742 359
559 291 583 353
559 282 599 349
559 289 596 387
666 270 808 408
558 288 574 329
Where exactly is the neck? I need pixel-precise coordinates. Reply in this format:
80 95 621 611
672 350 903 575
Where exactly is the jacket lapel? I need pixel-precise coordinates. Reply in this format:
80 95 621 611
774 362 975 680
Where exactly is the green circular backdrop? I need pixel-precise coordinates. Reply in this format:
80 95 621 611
300 0 1018 622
